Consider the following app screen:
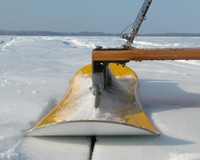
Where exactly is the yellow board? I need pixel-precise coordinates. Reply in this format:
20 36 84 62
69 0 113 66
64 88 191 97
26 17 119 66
27 64 159 136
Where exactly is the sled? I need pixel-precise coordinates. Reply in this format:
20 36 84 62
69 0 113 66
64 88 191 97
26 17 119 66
27 63 159 136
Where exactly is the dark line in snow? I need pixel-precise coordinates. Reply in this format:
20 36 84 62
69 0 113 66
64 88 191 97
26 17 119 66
89 136 96 160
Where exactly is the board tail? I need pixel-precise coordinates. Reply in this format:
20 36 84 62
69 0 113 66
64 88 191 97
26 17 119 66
27 64 159 136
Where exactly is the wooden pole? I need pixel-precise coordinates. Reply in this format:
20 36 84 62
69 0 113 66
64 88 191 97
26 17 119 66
92 48 200 61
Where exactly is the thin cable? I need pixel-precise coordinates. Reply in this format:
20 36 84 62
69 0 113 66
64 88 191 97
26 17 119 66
117 22 134 37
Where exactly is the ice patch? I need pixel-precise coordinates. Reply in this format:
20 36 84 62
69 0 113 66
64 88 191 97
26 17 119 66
20 137 90 160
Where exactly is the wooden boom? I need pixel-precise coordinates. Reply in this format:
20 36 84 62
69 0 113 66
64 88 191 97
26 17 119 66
92 48 200 61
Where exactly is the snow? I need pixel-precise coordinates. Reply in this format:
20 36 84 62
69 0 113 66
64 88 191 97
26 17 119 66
0 36 200 159
56 73 136 122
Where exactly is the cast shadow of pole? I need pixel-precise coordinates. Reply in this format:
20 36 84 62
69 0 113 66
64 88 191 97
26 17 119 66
138 79 200 112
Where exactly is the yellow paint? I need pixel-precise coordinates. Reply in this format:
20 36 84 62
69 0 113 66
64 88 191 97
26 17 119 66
31 63 159 135
125 112 157 132
33 64 92 128
109 63 158 134
109 63 138 79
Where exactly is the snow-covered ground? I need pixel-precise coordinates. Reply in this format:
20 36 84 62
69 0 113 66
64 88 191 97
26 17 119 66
0 36 200 160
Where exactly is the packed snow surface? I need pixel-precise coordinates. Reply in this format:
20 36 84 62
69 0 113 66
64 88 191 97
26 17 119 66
54 73 137 123
0 36 200 160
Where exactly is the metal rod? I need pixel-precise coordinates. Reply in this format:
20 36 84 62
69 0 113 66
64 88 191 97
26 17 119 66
123 0 153 48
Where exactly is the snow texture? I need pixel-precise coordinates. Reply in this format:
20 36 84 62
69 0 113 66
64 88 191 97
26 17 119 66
0 36 200 160
56 73 136 123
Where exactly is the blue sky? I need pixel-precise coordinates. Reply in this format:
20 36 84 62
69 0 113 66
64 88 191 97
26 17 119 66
0 0 200 33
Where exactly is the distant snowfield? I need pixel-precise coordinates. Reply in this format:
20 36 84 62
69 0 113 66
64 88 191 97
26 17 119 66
0 36 200 160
